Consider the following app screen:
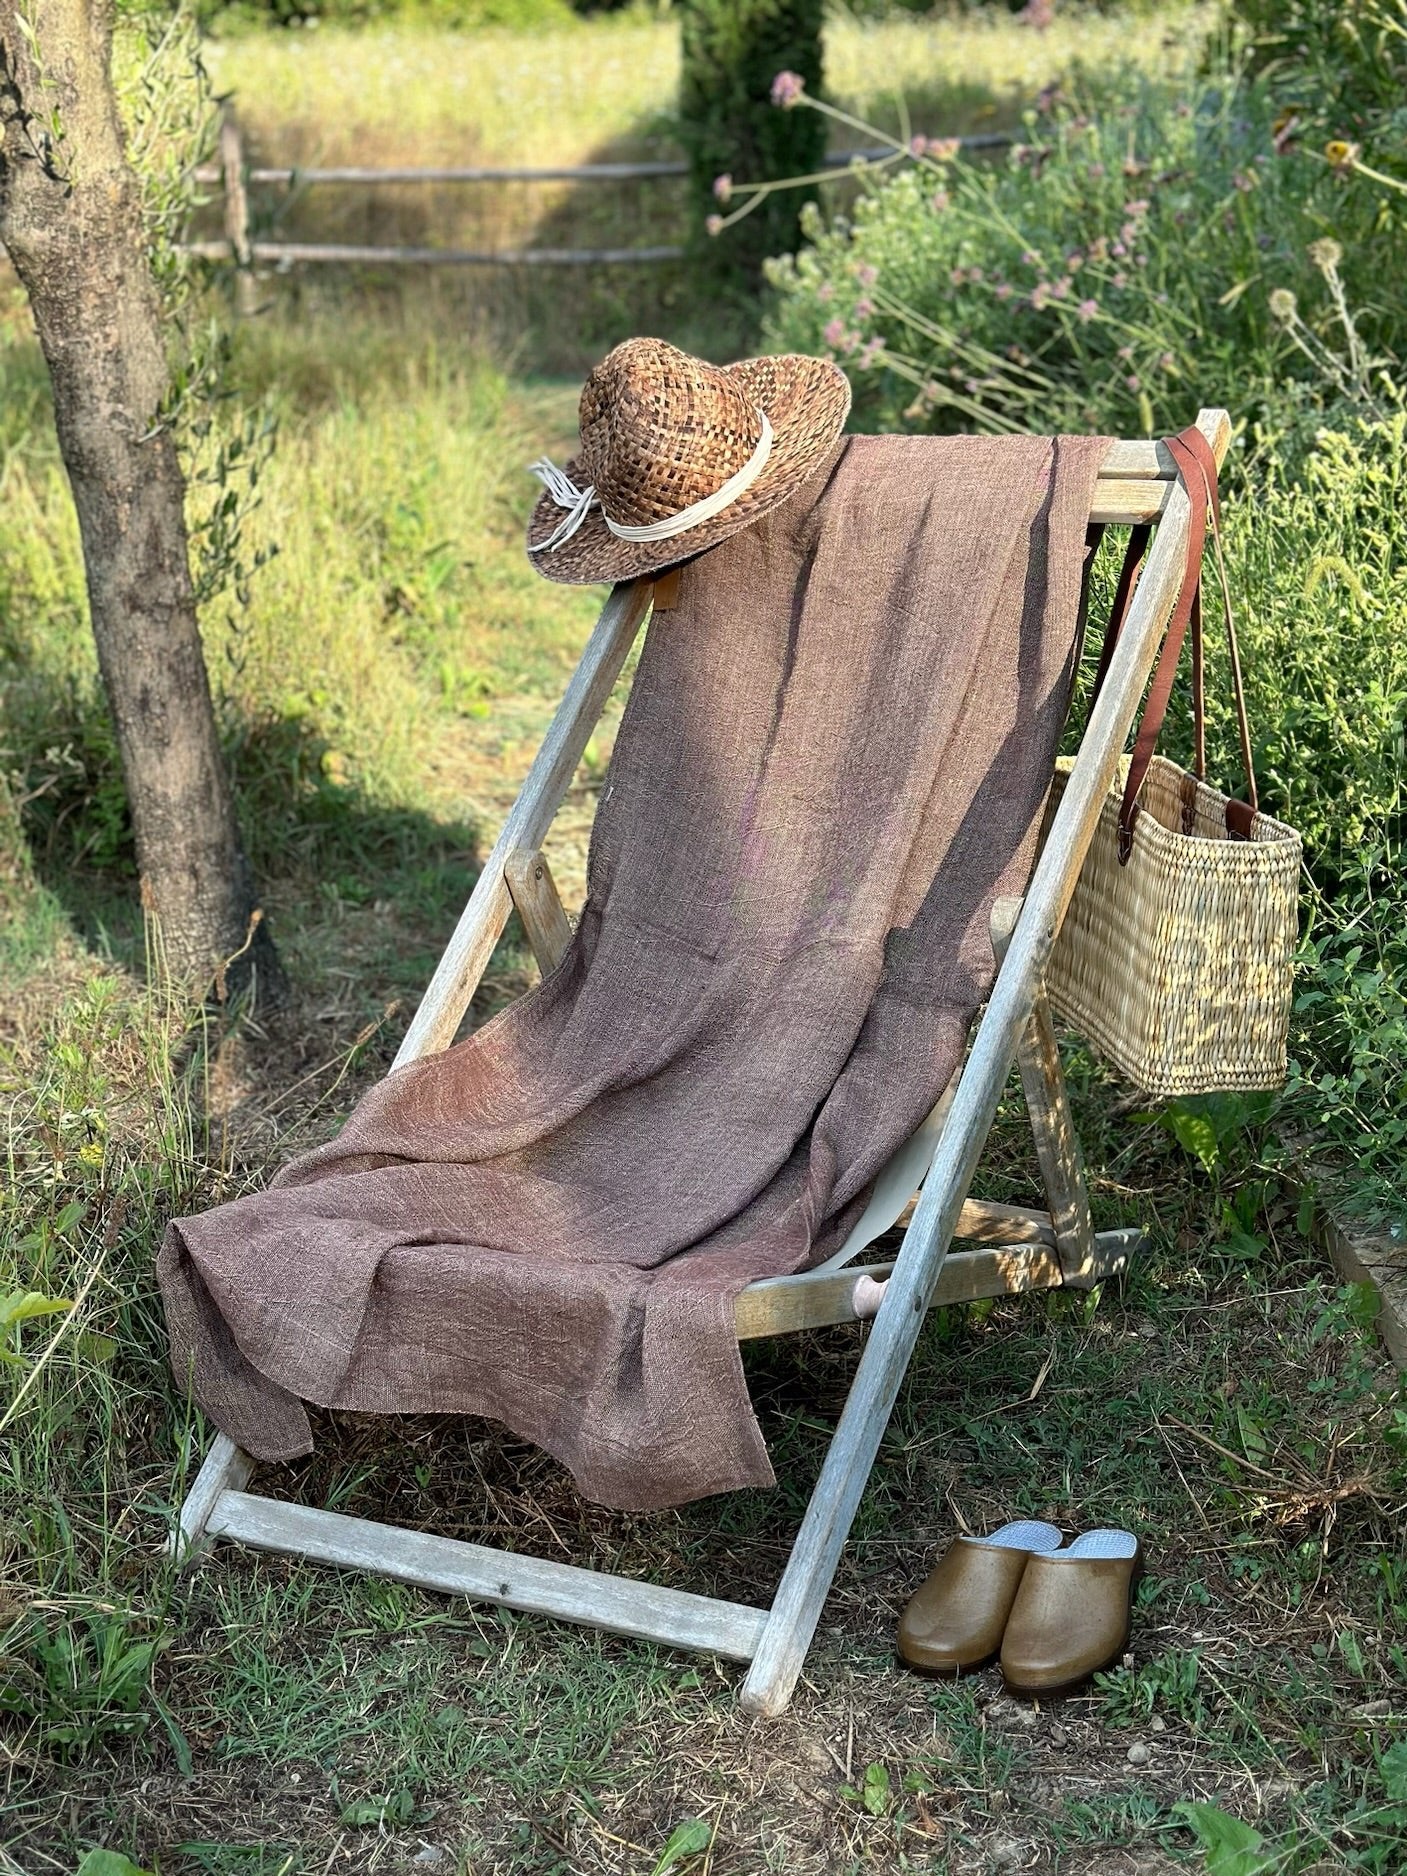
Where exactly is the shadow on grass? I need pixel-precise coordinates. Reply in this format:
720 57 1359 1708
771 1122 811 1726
6 689 483 1010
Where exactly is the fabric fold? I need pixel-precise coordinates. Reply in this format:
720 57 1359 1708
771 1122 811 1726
159 430 1109 1510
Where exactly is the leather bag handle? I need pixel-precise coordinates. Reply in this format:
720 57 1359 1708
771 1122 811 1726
1091 425 1259 862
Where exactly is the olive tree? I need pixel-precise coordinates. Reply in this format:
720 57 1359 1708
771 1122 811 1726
0 0 283 1002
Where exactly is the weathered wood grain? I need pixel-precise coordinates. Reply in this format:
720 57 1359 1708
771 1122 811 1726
505 848 574 976
208 1493 767 1660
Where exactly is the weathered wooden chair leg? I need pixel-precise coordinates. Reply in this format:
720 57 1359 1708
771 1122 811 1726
169 1431 254 1562
1017 991 1096 1281
992 896 1095 1281
505 848 574 975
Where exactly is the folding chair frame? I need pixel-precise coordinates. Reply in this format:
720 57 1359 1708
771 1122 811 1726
173 411 1230 1719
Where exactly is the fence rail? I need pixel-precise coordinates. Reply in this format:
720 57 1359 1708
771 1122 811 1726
183 239 687 267
185 123 1016 284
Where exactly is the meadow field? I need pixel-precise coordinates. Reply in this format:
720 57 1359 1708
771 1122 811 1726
2 4 1404 1872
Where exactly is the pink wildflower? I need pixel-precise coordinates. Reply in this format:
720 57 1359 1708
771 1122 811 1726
1066 250 1084 272
928 137 961 162
909 135 928 158
1159 351 1176 371
969 265 984 282
1021 249 1041 267
994 282 1013 300
855 297 873 319
930 189 950 213
823 317 847 348
712 174 733 204
1125 197 1150 217
1112 270 1128 288
1232 170 1254 193
1019 0 1055 30
1126 374 1141 391
816 281 834 303
770 70 805 109
1117 344 1134 361
1077 297 1098 321
858 338 885 370
1087 162 1106 179
950 267 967 287
856 263 878 287
1049 277 1070 299
1112 241 1127 258
1121 222 1138 244
705 214 724 238
1030 282 1052 310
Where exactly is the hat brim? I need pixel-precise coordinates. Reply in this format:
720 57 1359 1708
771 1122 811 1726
525 353 851 586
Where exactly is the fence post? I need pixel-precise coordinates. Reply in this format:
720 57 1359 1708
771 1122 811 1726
220 114 255 316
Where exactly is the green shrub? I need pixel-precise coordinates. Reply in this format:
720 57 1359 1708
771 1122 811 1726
764 58 1404 1224
764 63 1403 452
1234 0 1407 199
679 0 826 283
1220 418 1406 1216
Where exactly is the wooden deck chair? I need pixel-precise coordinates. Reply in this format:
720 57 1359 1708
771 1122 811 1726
173 411 1230 1719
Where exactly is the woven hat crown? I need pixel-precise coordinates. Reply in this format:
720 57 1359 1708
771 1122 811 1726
578 338 767 529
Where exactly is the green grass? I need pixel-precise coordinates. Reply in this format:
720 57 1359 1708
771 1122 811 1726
205 9 1211 169
189 7 1213 369
3 984 1405 1871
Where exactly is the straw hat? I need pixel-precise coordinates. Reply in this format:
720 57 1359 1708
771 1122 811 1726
525 337 851 585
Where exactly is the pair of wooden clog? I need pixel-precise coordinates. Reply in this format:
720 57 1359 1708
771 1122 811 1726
898 1519 1142 1694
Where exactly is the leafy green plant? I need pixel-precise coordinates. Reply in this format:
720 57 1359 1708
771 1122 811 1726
1099 1648 1208 1729
765 59 1403 446
335 1786 423 1827
650 1818 712 1876
839 1760 892 1817
1174 1802 1276 1876
0 1609 164 1755
74 1852 154 1876
1234 0 1407 202
0 1284 73 1366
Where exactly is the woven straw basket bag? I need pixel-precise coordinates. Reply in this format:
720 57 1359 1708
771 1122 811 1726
1047 426 1302 1098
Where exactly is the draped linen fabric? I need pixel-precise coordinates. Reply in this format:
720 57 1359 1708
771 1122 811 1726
158 431 1108 1511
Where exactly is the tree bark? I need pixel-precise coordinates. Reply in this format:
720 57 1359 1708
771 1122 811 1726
0 0 285 1005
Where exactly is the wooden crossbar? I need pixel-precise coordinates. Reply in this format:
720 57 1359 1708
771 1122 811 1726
173 417 1228 1717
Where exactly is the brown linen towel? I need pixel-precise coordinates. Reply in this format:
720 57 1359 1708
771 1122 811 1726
159 431 1108 1510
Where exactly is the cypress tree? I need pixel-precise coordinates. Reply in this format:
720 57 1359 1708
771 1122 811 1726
679 0 826 286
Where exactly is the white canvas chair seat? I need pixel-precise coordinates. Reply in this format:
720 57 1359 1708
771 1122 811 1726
174 413 1230 1718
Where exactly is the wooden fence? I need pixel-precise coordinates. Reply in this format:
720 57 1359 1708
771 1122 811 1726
185 119 1016 302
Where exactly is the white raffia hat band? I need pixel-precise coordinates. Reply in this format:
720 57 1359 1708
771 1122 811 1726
524 337 851 587
528 413 774 553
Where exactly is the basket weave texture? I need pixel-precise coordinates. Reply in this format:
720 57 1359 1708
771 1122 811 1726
526 339 851 585
1047 754 1302 1096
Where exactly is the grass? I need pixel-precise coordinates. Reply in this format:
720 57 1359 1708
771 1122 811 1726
190 7 1213 370
205 9 1213 168
2 5 1403 1872
3 973 1404 1871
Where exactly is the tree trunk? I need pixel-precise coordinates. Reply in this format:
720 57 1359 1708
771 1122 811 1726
0 0 285 1005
